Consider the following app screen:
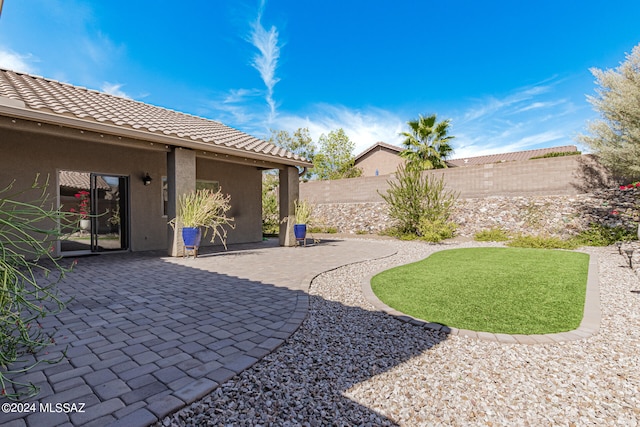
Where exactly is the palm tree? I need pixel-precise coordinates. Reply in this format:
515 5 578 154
399 114 455 170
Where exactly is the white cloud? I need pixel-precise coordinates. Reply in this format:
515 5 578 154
513 99 567 114
270 104 405 155
450 78 584 159
203 99 405 155
0 48 37 73
202 2 282 129
206 86 578 161
223 88 262 104
247 0 281 123
101 82 130 98
202 72 591 161
461 83 554 123
203 88 265 126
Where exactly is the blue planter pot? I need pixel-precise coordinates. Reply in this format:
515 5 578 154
182 227 202 248
294 224 307 241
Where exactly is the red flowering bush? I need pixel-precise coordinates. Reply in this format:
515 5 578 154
619 182 640 190
69 190 90 219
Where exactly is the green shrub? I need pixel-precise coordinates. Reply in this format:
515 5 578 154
1 176 73 399
571 223 636 247
380 226 419 240
379 164 458 238
308 225 338 234
294 199 314 225
474 227 510 242
417 219 457 242
530 151 581 160
383 220 456 243
503 225 636 250
507 234 579 250
262 173 279 235
170 188 235 249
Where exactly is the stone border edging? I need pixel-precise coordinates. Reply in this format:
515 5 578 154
361 248 601 345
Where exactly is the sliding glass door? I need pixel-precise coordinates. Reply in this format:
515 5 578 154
90 174 128 252
59 171 129 254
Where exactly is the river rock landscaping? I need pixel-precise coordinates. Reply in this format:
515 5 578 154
310 188 640 239
158 239 640 426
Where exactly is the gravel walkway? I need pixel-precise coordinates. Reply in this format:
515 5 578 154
157 240 640 426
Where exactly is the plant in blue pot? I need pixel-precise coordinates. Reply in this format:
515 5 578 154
170 188 235 256
293 199 313 245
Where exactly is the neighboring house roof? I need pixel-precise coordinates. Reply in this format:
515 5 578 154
58 170 112 191
0 69 311 167
354 142 579 172
354 141 403 162
445 145 579 167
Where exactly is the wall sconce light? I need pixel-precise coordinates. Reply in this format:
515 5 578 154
142 173 152 186
625 248 634 268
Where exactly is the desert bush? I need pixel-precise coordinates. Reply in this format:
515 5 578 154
571 223 636 247
417 218 457 242
170 188 235 249
308 225 337 234
379 164 457 240
503 224 636 250
262 173 279 235
294 199 314 225
529 151 581 160
507 234 579 250
1 176 73 400
474 227 510 242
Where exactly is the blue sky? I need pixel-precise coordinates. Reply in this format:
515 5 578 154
1 1 639 159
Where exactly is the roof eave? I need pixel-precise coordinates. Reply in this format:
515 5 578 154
355 142 403 162
0 104 313 168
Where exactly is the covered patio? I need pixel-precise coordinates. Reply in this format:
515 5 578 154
0 68 312 258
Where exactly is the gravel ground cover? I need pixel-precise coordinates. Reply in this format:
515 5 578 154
157 240 640 426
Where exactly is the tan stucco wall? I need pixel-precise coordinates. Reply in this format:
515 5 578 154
2 127 168 253
1 124 263 254
196 157 263 246
356 148 404 176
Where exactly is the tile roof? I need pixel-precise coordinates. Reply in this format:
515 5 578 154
446 145 579 167
355 142 579 168
354 141 403 162
58 170 112 191
0 69 310 166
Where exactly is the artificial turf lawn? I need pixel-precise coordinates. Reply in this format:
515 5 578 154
371 247 589 334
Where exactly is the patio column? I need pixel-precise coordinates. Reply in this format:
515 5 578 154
167 147 196 256
278 166 299 247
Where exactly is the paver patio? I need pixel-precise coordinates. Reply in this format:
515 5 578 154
2 238 396 427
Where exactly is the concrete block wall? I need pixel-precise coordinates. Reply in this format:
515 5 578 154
301 155 610 203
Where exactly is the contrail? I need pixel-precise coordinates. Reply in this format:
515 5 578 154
248 0 280 123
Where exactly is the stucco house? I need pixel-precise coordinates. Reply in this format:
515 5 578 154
0 68 311 256
353 142 404 177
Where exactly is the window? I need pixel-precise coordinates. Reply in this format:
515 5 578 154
162 177 220 217
196 180 220 193
162 177 168 217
